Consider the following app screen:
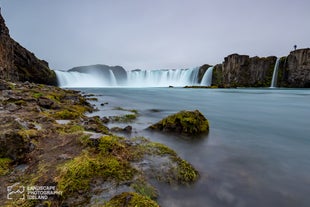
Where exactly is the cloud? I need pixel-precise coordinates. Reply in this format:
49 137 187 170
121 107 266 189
1 0 309 70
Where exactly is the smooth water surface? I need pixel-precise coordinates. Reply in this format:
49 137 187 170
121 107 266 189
79 87 310 207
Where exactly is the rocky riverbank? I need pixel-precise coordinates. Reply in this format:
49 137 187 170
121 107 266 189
0 80 200 206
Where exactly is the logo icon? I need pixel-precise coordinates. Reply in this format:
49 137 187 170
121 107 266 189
7 183 25 200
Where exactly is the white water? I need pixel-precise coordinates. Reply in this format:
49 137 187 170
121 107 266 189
270 58 280 88
55 71 105 87
55 67 203 87
200 66 214 86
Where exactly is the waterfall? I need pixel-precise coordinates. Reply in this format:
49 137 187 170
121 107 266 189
108 69 117 86
55 70 108 87
125 67 200 87
270 58 280 88
200 66 214 86
55 67 201 87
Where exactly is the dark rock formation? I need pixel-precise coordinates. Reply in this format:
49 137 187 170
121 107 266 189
149 110 209 136
215 54 277 87
248 56 277 87
208 49 310 88
212 64 224 87
283 49 310 87
0 116 32 162
0 14 57 85
69 64 127 84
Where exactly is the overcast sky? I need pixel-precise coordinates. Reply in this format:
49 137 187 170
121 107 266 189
1 0 309 71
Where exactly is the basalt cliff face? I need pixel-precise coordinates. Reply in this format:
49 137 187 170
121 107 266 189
0 14 57 85
208 48 310 88
284 49 310 87
210 55 276 87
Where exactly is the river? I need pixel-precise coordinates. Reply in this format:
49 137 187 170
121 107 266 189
78 87 310 207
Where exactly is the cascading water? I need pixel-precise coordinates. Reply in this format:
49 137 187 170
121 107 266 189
200 66 214 86
108 69 118 86
270 58 280 88
55 70 118 87
55 67 203 87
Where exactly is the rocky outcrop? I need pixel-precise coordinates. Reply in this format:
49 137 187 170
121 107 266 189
206 49 310 88
149 110 209 136
283 49 310 87
0 14 57 85
210 54 276 87
0 116 32 162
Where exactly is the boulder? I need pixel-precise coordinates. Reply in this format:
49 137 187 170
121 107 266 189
0 117 32 161
149 110 209 135
37 97 55 109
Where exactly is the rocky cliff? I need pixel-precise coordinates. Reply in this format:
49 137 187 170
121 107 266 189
283 49 310 87
0 13 57 85
209 54 276 87
209 49 310 88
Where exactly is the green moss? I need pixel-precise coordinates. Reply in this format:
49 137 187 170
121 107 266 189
57 124 84 134
149 110 209 135
53 109 80 119
131 179 158 199
104 192 159 207
85 116 110 134
45 92 64 102
98 135 141 161
113 107 138 114
110 113 137 123
146 142 177 157
18 129 39 139
144 141 199 184
8 82 16 90
98 135 125 155
78 134 92 146
32 92 43 99
0 158 13 176
56 151 135 196
176 159 199 183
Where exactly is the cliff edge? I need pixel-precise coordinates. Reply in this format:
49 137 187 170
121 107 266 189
0 13 57 85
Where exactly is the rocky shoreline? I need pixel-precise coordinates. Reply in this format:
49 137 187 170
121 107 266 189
0 80 203 206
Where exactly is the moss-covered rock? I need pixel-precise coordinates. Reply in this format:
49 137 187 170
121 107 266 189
149 110 209 135
141 141 199 184
104 192 159 207
55 150 135 196
0 157 13 176
0 116 32 162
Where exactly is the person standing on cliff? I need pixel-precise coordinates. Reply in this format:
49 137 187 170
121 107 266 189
294 45 297 51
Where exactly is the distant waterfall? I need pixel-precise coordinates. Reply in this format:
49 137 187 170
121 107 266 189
108 69 118 86
200 66 214 86
270 58 280 88
55 67 202 87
